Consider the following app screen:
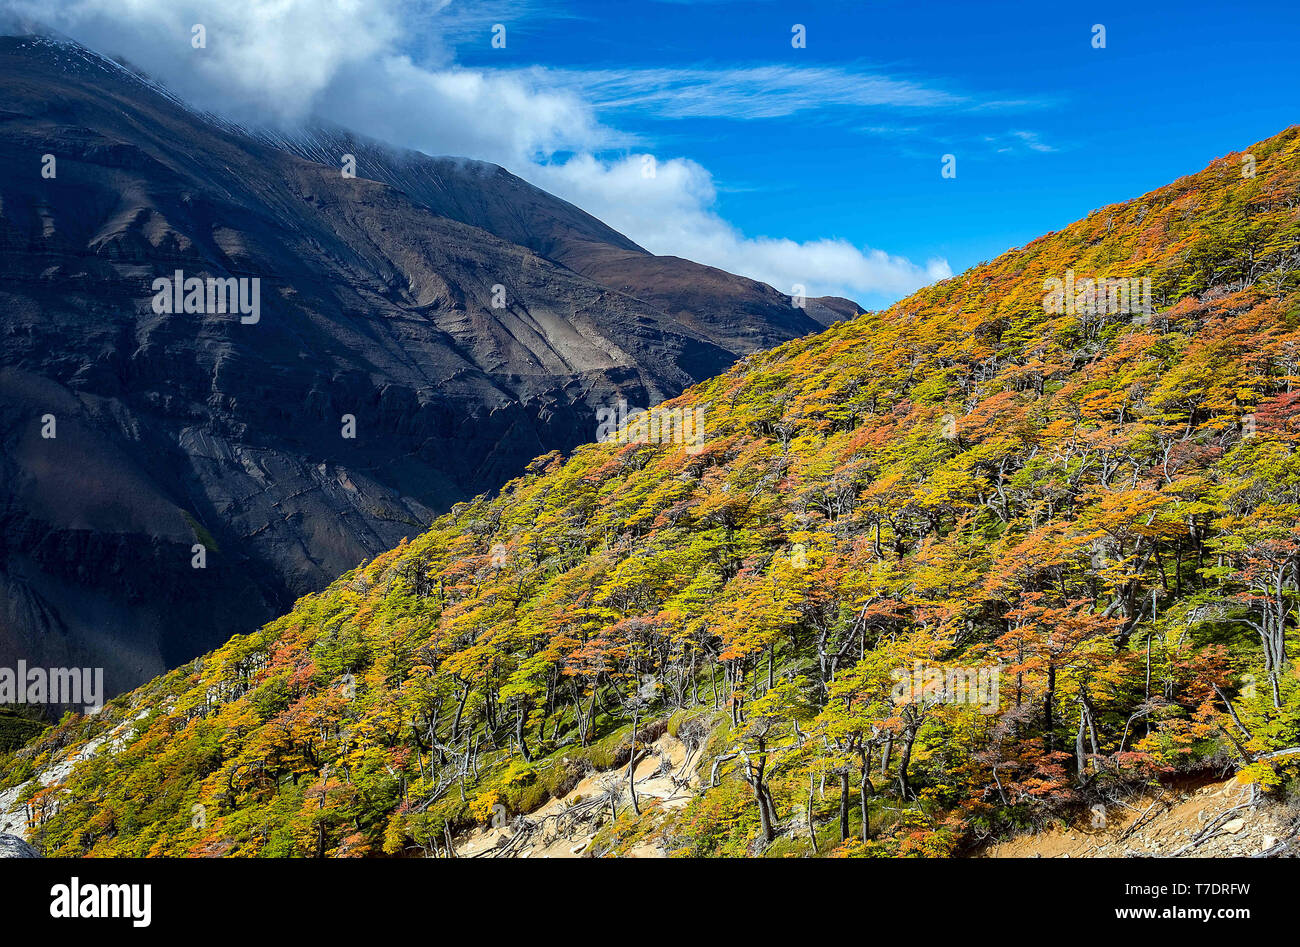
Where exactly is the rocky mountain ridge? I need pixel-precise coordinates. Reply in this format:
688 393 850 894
0 32 856 697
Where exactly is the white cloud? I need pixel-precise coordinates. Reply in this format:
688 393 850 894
6 0 951 303
7 0 406 122
325 55 616 165
531 153 950 300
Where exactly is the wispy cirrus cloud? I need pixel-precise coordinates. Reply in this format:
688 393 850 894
1008 129 1056 152
979 130 1059 155
854 122 1060 161
526 64 968 119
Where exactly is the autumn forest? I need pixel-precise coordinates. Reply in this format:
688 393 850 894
5 127 1300 859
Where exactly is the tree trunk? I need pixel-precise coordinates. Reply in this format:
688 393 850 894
516 705 532 763
897 726 917 800
1043 663 1056 753
1074 707 1087 783
856 744 874 843
839 770 851 842
628 704 641 815
807 773 818 854
584 684 599 746
451 681 470 742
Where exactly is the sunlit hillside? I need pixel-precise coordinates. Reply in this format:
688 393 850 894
5 127 1300 858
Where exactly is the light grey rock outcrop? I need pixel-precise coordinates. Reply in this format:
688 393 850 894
0 834 39 858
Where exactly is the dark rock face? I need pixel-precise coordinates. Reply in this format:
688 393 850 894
0 834 39 858
0 35 859 700
277 129 860 344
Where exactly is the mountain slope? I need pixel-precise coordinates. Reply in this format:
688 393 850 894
274 126 860 338
6 127 1299 859
0 33 849 697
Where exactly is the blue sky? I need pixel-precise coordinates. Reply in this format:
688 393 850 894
448 0 1300 305
18 0 1300 308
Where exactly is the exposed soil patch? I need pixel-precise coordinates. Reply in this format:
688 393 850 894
455 731 701 858
981 775 1299 858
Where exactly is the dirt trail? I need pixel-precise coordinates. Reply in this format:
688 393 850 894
455 732 701 858
982 775 1298 858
